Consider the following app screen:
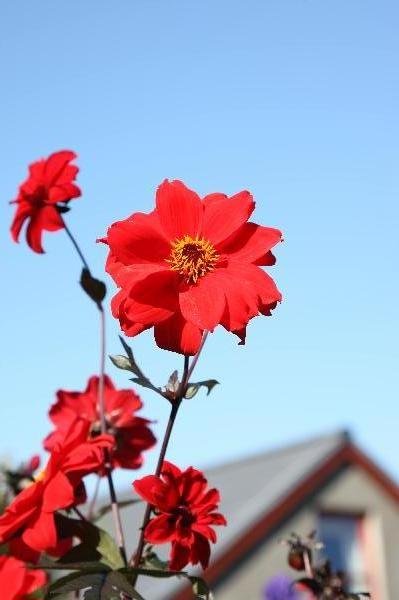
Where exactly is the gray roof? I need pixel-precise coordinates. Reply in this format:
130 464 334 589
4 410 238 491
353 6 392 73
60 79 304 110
99 430 349 599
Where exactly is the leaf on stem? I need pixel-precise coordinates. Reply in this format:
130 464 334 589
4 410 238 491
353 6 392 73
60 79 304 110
53 515 124 570
109 355 136 373
164 370 180 398
119 567 214 600
80 268 107 305
110 337 164 398
184 380 219 400
46 570 145 600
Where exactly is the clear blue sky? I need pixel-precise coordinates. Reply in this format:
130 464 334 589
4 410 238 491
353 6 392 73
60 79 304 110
1 1 398 490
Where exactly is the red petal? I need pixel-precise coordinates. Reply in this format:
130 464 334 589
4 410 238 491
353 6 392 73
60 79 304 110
10 202 32 243
42 471 75 512
179 270 226 331
169 541 191 571
22 511 57 553
202 190 255 246
156 180 203 240
161 461 182 479
25 206 64 253
226 261 282 310
126 270 179 325
255 250 276 266
0 484 41 543
191 523 217 543
44 150 77 186
218 222 282 263
190 533 211 569
133 476 167 506
106 212 170 266
144 514 176 543
154 312 203 355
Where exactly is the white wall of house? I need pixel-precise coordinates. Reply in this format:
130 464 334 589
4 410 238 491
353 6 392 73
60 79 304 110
215 466 398 600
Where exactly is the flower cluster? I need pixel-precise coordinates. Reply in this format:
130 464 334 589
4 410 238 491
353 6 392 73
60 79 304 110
134 461 226 570
0 555 47 600
44 375 156 472
4 151 286 597
101 179 282 354
10 150 81 253
0 418 113 561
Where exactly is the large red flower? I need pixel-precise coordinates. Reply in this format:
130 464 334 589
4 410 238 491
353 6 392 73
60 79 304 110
10 150 81 253
0 555 47 600
44 375 156 471
101 179 282 355
133 461 226 571
0 418 113 559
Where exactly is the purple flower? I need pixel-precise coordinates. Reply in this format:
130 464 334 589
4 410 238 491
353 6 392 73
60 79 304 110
264 574 300 600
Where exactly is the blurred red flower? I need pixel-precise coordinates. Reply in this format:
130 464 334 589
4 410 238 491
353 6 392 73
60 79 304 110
44 375 156 471
10 150 81 253
133 461 226 570
0 418 113 558
101 179 282 354
0 555 47 600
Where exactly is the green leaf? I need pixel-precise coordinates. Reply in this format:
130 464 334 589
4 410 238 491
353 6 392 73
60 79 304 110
115 337 165 398
37 558 109 572
142 549 169 571
109 354 135 372
53 516 124 570
80 268 107 305
185 380 219 399
47 570 145 599
165 370 180 396
190 577 214 600
120 567 183 579
119 568 213 599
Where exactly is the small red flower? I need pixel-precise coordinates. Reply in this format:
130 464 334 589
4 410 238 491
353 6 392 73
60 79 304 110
44 375 156 471
133 461 226 571
10 150 81 253
0 418 113 558
101 179 282 355
0 555 47 600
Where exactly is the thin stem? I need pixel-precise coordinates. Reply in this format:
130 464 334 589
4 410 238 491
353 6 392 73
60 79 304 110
87 475 101 521
303 549 314 578
98 307 107 433
72 506 88 522
60 214 127 564
130 355 191 577
98 305 128 566
60 215 91 272
186 330 208 383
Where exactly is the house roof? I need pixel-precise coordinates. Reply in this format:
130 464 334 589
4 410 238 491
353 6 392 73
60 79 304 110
99 431 398 600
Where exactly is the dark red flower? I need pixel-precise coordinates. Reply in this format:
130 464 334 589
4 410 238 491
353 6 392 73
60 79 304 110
101 179 282 355
0 418 113 558
0 555 47 600
133 461 226 571
10 150 81 253
44 375 156 471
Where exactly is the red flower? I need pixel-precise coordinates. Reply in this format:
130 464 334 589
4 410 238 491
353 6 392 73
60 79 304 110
101 179 282 355
44 375 156 471
10 150 81 253
0 555 47 600
0 418 113 558
133 461 226 571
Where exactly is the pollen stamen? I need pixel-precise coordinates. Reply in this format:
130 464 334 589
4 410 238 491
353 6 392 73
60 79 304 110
167 235 218 283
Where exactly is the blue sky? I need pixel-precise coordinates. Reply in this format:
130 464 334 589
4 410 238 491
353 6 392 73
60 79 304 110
1 1 398 490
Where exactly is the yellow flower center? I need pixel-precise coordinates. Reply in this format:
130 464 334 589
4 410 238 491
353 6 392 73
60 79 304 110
167 235 219 283
34 469 46 482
